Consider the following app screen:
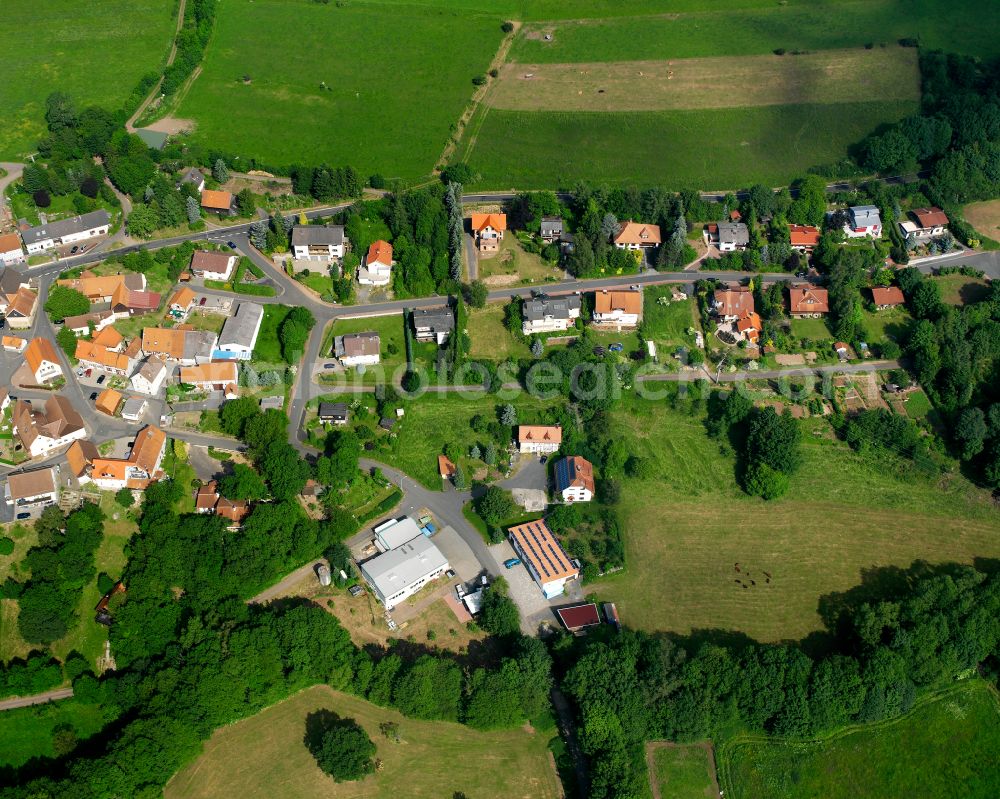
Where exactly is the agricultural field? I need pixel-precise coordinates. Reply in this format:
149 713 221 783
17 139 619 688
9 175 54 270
648 742 719 799
718 679 1000 799
592 398 1000 642
164 684 561 799
1 0 175 159
174 0 504 180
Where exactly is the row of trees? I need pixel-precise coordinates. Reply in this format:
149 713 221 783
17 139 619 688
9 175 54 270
161 0 217 95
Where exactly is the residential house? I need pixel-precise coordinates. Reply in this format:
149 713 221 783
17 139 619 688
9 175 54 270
517 424 562 455
25 337 63 384
120 397 148 422
736 311 762 344
335 332 380 367
12 397 87 457
2 336 26 353
75 339 133 377
521 294 581 335
710 221 750 252
62 310 117 336
21 210 110 255
179 361 239 393
899 207 949 241
130 358 168 396
95 389 122 416
357 240 393 286
194 481 249 528
788 285 830 317
57 271 145 303
844 205 882 239
871 286 906 309
471 213 507 253
217 302 264 360
114 287 161 316
179 167 205 193
291 225 346 260
318 402 349 425
556 603 602 633
712 286 754 322
613 220 661 251
167 286 198 320
412 306 454 344
554 455 595 503
66 440 100 484
789 224 821 251
141 327 217 365
0 232 25 265
507 519 579 599
540 217 564 243
90 426 167 491
592 290 642 329
0 267 37 329
4 467 58 510
200 190 233 215
190 250 237 281
361 533 450 610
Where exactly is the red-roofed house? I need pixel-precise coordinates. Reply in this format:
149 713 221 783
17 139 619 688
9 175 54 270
554 456 595 502
358 240 393 286
556 603 601 633
788 285 829 317
789 224 821 251
899 207 949 241
517 425 562 455
871 286 905 309
471 213 507 252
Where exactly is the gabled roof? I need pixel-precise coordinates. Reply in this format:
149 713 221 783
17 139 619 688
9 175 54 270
871 286 905 306
713 287 754 317
219 302 264 350
142 328 186 359
7 286 37 317
438 454 457 478
614 220 662 246
190 250 234 273
169 286 197 309
95 389 122 416
130 426 167 474
736 311 762 334
195 481 219 510
66 439 100 478
518 425 562 444
789 285 830 314
716 221 749 246
523 294 581 322
556 603 601 631
848 205 881 227
911 207 948 228
788 224 821 248
318 401 349 419
412 306 454 332
337 332 380 358
366 240 393 267
507 519 577 583
25 337 60 373
75 340 131 372
540 217 563 234
554 456 595 494
471 213 507 233
0 232 23 254
291 225 344 247
91 326 123 350
21 210 110 246
200 190 232 211
180 361 239 384
5 468 56 501
594 290 641 315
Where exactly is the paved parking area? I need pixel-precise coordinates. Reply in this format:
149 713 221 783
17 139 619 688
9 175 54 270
431 525 481 583
488 540 557 634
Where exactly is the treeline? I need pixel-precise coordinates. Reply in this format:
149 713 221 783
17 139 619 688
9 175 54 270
560 564 1000 799
0 504 104 645
162 0 218 96
0 652 63 700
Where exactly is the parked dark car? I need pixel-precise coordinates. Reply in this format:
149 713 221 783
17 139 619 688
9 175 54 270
227 241 237 249
90 392 98 401
16 513 31 521
96 375 106 385
199 297 207 306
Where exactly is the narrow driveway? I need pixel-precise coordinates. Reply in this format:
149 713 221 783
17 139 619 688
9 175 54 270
249 558 325 604
0 687 74 711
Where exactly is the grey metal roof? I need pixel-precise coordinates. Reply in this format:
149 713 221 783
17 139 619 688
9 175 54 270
717 222 750 246
219 302 264 350
361 535 448 597
182 331 218 361
849 205 881 227
412 306 454 332
523 294 581 322
291 225 344 247
21 210 111 246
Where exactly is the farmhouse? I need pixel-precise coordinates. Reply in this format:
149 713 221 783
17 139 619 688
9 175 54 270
844 205 882 239
4 467 58 510
871 286 906 309
0 232 25 265
75 339 133 377
217 302 264 360
507 519 579 599
412 306 454 344
592 290 642 329
21 210 111 254
556 603 601 633
361 533 450 610
12 397 87 457
291 225 346 261
522 294 581 335
613 220 661 250
471 213 507 252
335 332 380 367
358 240 393 286
554 455 595 503
90 426 167 491
518 424 562 455
789 224 821 251
190 250 237 281
318 402 349 425
130 358 168 396
709 221 750 252
712 286 754 322
200 190 233 215
540 216 564 243
24 337 63 384
899 207 949 241
179 361 239 393
179 167 205 193
141 327 217 365
788 285 830 317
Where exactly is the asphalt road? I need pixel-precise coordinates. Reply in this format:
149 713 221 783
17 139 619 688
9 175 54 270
0 687 74 711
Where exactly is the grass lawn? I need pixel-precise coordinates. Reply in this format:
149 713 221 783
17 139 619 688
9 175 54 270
164 684 561 799
649 743 718 799
641 292 702 365
931 274 993 306
903 388 933 421
478 236 563 287
1 0 175 158
253 304 293 364
7 187 120 229
295 272 335 298
591 398 1000 642
0 699 109 769
861 306 911 344
467 305 531 360
461 100 915 189
717 679 1000 799
963 199 1000 247
789 316 832 340
175 0 504 180
328 314 413 385
178 311 227 336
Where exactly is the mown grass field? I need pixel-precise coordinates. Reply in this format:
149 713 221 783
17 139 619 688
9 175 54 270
0 699 108 769
175 0 504 179
649 742 718 799
467 305 531 360
1 0 175 159
592 398 1000 642
718 680 1000 799
164 684 561 799
461 100 916 189
931 273 993 306
511 0 1000 63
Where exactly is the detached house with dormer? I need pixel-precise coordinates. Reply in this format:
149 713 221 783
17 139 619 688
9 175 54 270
844 206 882 239
471 213 507 253
613 220 661 250
517 425 562 455
788 285 830 317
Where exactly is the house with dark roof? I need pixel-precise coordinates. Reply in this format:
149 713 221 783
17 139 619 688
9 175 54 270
522 294 581 335
12 397 87 457
179 168 205 193
412 306 454 344
540 217 564 243
291 225 346 261
318 402 349 425
709 221 750 252
556 603 601 633
21 210 111 255
217 302 264 360
189 250 237 281
844 205 882 239
335 332 380 367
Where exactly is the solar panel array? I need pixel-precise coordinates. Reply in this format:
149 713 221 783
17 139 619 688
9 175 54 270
510 520 573 580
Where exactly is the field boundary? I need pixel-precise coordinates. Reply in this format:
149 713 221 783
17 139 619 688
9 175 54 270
126 0 188 132
646 740 720 799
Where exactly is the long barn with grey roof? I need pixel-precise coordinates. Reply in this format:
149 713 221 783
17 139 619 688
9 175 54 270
21 210 111 255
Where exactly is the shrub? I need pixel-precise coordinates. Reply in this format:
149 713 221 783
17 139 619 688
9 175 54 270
79 176 100 198
369 174 386 189
472 75 487 86
501 20 514 32
0 538 14 556
304 711 376 782
114 488 134 508
33 190 51 208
